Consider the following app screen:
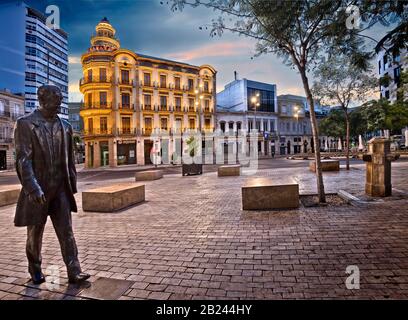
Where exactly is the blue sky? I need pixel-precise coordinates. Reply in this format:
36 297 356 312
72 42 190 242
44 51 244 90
23 0 393 102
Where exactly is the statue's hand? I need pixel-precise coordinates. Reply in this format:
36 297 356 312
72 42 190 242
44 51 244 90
29 190 46 205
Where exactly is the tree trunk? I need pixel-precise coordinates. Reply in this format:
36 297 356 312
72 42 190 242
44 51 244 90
299 69 326 203
345 109 350 170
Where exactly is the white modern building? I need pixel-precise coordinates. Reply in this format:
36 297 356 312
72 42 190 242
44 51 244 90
0 1 69 118
216 78 279 156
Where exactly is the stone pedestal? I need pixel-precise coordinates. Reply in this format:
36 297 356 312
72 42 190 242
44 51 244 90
363 137 399 197
309 159 339 172
218 165 241 177
135 170 163 181
82 183 145 212
242 177 299 210
0 186 21 207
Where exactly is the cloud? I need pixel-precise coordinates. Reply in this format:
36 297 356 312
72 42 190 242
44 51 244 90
167 40 254 62
68 55 81 64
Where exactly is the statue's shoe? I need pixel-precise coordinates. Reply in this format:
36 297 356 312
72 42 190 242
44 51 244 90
68 272 90 284
31 272 46 285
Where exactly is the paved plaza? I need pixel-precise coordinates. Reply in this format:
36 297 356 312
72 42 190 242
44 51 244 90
0 159 408 300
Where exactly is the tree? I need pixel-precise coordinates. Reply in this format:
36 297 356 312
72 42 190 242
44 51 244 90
319 109 346 140
168 0 373 203
312 55 377 169
360 98 408 134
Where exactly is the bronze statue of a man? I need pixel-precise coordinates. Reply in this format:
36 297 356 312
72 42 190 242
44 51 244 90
14 85 89 284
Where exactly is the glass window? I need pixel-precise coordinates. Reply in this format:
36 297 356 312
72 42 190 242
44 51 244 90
160 75 167 88
100 68 107 81
100 117 107 133
188 78 194 90
121 93 130 107
220 122 226 132
175 77 181 89
144 117 152 131
160 118 168 130
160 96 167 108
144 94 151 108
143 73 151 86
175 97 181 109
188 98 194 108
121 70 129 84
189 118 195 129
99 92 107 107
88 118 93 132
121 117 131 134
204 80 209 92
247 87 275 112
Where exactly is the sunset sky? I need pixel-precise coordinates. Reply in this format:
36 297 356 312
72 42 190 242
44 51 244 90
23 0 393 102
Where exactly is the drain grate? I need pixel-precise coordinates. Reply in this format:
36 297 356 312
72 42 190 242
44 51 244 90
78 277 134 300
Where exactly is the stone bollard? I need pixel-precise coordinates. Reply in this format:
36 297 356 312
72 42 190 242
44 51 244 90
362 137 399 197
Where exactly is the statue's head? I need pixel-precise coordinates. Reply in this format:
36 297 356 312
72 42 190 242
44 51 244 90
37 85 62 119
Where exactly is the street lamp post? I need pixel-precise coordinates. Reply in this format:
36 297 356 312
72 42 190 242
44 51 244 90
294 106 299 154
251 92 260 154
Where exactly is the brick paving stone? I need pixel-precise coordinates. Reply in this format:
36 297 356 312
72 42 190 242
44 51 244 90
1 163 408 299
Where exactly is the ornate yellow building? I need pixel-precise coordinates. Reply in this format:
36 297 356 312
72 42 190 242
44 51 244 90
79 18 216 167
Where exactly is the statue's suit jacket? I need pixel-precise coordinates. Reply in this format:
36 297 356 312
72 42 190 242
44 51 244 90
14 109 78 227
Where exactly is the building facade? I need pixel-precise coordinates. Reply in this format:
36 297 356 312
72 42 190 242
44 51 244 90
79 18 216 167
376 31 407 103
68 102 84 134
277 95 310 155
0 1 69 118
216 78 278 156
0 90 25 170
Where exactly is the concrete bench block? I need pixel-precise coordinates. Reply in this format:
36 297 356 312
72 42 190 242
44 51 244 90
135 170 163 181
218 165 241 177
242 177 299 210
82 183 145 212
0 186 21 207
309 160 340 172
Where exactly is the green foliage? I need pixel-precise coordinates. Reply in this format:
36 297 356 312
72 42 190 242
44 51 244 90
360 99 408 132
379 75 391 88
319 109 346 138
312 54 377 108
349 108 368 137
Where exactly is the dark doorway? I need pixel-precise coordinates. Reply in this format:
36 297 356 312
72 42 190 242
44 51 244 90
287 141 291 154
144 141 153 165
100 141 109 167
0 150 6 170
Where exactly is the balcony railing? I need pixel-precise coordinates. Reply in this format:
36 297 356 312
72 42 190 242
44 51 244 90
83 129 114 136
81 102 112 110
118 103 134 110
142 128 153 136
118 78 133 85
79 77 111 86
159 105 167 111
0 137 13 143
117 128 137 135
188 106 195 112
0 111 24 119
141 104 152 111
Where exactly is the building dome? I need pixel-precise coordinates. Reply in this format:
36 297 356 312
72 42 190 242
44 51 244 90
89 17 120 52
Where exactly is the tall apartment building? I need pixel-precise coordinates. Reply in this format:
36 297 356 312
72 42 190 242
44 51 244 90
216 78 278 156
79 18 216 167
0 1 69 118
0 90 25 170
376 27 407 103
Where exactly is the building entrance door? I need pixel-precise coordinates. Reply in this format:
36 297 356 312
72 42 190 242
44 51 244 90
144 141 153 165
100 142 109 166
0 150 6 170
